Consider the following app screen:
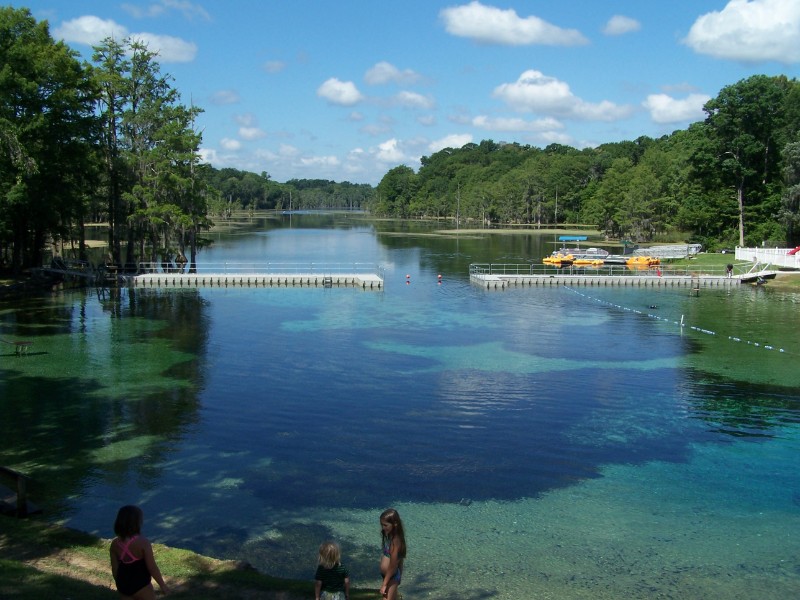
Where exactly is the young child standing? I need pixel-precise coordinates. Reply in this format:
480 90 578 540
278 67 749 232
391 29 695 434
110 505 170 598
314 541 350 600
379 508 406 600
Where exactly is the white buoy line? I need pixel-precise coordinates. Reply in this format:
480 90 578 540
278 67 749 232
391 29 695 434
564 286 788 355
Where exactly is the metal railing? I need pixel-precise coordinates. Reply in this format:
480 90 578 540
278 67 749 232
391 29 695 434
469 263 734 277
135 262 383 277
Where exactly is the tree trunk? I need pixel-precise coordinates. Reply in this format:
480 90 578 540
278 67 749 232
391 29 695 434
737 179 745 247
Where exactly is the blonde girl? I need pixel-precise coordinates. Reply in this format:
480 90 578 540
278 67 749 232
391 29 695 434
379 508 406 599
314 541 350 600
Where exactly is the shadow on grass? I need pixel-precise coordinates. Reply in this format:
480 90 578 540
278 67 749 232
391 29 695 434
0 516 382 600
0 560 117 599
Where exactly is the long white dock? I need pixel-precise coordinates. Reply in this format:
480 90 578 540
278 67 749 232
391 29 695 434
467 263 768 290
130 272 383 290
471 272 737 290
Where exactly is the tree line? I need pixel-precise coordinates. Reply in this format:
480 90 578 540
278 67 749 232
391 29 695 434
3 6 799 278
1 7 210 273
371 75 800 251
0 7 373 274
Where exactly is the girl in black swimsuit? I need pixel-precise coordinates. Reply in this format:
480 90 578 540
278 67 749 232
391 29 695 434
110 505 170 599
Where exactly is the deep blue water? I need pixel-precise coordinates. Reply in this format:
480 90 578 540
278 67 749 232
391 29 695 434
2 214 799 599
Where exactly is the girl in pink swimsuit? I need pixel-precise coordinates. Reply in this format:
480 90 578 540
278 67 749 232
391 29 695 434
110 505 170 599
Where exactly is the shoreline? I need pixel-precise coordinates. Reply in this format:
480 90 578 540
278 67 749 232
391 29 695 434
0 515 379 599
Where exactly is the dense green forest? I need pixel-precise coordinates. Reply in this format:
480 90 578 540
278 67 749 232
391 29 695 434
2 6 799 275
371 74 800 251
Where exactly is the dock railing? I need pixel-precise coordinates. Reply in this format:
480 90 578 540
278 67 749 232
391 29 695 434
135 262 383 276
469 263 732 277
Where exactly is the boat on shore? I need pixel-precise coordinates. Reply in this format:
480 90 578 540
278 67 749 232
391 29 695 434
543 252 659 268
543 246 609 266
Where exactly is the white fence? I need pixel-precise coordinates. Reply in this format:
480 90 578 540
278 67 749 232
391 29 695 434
735 247 800 269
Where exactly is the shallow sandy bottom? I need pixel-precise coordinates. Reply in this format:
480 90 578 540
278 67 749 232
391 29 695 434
310 437 799 600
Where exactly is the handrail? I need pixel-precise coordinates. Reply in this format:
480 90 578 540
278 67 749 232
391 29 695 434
134 262 383 276
469 263 735 277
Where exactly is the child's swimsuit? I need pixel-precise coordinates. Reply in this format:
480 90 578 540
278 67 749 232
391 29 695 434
382 537 402 583
114 536 152 596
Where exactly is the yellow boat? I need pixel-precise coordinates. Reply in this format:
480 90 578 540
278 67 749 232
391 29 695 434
626 256 660 266
543 253 574 265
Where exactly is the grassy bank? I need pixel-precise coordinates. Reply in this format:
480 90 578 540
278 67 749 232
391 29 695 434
0 516 375 599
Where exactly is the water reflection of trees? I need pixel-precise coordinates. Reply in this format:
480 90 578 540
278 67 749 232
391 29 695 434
0 287 210 516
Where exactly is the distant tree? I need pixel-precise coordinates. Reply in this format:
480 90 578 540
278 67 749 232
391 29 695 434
92 37 207 269
780 141 800 245
375 166 417 217
702 75 788 246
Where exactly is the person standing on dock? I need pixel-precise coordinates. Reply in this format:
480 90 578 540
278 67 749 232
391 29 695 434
726 263 733 278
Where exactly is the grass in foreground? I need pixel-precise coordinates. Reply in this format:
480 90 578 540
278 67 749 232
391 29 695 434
0 516 376 599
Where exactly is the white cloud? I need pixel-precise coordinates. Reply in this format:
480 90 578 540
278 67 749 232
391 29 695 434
492 70 633 121
471 115 563 132
375 138 407 163
684 0 800 64
278 144 300 158
198 147 217 164
643 93 711 124
220 138 241 151
210 90 240 105
428 134 473 153
317 78 365 106
128 33 197 62
54 16 129 45
603 15 641 36
365 61 422 85
239 127 266 141
54 16 197 63
235 113 257 127
440 1 588 46
393 91 436 110
300 155 340 168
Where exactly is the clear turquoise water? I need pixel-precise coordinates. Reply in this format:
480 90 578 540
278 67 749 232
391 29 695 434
1 215 799 599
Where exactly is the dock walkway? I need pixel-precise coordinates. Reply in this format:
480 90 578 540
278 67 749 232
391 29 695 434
128 262 384 290
469 263 774 290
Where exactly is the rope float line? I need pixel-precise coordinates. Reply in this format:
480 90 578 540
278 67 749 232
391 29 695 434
564 286 789 355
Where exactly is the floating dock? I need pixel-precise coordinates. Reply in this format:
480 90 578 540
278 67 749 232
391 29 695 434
130 272 383 290
468 263 778 290
470 272 736 290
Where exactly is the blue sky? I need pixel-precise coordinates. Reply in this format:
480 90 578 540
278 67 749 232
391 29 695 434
14 0 800 185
